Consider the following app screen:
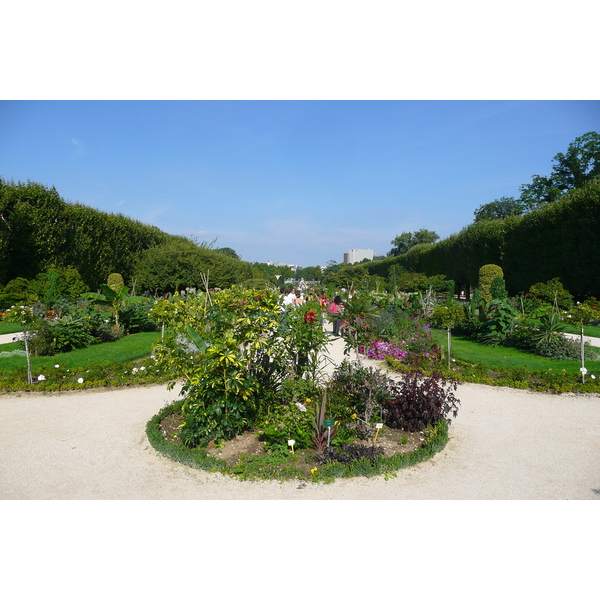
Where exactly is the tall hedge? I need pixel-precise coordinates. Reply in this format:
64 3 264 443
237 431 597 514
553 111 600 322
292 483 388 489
361 179 600 298
0 178 252 292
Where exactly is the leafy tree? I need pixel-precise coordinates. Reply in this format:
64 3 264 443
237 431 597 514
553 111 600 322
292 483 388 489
519 131 600 209
133 238 252 294
295 266 322 281
215 247 241 260
388 229 440 257
473 196 526 221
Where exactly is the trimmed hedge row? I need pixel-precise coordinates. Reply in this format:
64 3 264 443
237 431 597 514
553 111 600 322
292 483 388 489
359 180 600 298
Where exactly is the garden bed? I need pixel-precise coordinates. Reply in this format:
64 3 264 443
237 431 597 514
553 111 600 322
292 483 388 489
149 400 449 483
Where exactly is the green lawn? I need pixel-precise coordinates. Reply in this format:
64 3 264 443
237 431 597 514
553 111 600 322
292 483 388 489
561 323 600 337
432 331 600 376
0 331 161 373
0 322 22 335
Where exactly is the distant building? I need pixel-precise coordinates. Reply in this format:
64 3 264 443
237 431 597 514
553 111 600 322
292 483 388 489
344 249 374 264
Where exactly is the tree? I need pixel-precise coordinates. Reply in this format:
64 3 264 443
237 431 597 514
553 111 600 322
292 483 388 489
519 131 600 209
388 229 439 257
215 247 241 260
473 197 526 222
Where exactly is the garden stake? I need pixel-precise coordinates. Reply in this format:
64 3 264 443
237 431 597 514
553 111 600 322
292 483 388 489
374 423 383 444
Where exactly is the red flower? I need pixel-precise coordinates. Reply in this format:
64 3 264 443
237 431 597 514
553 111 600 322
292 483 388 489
304 310 316 324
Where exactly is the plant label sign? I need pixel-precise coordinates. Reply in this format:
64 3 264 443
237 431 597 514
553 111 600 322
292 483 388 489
323 419 335 427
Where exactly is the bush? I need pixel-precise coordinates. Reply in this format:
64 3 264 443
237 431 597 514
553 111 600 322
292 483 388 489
490 275 508 300
28 314 96 356
385 370 460 432
120 302 158 333
257 399 314 450
478 264 504 303
528 278 573 311
326 360 393 438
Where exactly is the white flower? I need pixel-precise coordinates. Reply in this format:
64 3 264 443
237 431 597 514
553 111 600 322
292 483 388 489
295 402 307 412
140 366 146 371
580 367 588 374
132 367 139 374
591 374 596 380
54 364 60 368
37 374 46 381
78 378 84 384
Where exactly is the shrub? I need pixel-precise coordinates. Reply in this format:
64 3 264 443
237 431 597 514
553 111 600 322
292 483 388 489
385 370 460 432
326 360 393 438
120 302 159 333
257 399 314 450
490 275 508 300
28 314 96 355
478 264 504 303
528 278 573 311
179 339 258 447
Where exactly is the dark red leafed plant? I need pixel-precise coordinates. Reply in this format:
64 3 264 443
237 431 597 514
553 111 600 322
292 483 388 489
385 370 460 432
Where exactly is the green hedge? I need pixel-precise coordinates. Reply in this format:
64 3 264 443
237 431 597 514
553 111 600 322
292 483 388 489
361 179 600 298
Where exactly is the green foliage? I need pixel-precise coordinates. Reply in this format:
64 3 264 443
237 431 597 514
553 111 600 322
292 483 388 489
473 196 526 221
257 397 315 450
82 282 150 329
28 314 96 356
107 273 125 292
133 237 252 294
317 443 384 466
478 264 504 303
309 392 339 452
519 131 600 209
562 299 600 328
528 278 573 311
281 302 330 380
490 276 508 300
180 338 258 447
388 229 440 257
430 304 465 330
326 360 392 439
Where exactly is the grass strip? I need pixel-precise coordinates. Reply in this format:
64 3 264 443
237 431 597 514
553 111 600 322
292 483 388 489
431 331 600 376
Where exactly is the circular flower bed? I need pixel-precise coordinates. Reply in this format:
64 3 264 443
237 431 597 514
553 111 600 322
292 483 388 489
146 400 451 483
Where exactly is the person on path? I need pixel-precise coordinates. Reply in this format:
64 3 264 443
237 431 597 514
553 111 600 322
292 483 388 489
328 295 344 336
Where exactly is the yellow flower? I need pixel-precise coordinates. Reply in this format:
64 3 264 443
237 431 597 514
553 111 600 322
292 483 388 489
311 467 318 474
305 398 311 403
351 413 357 420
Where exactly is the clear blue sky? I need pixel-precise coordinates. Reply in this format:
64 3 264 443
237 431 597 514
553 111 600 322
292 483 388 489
1 101 598 267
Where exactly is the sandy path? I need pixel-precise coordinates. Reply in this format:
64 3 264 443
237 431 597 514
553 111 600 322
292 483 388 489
1 333 599 500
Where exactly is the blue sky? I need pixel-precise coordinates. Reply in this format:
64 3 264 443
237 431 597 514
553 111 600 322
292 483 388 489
1 100 598 267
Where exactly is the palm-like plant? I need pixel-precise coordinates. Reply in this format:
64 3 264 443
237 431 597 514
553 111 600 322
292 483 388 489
82 284 149 329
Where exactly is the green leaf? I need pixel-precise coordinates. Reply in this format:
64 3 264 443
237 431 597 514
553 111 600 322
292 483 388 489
186 324 208 353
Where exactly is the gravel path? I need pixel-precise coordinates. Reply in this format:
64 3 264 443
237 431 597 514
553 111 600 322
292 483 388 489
1 332 599 499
